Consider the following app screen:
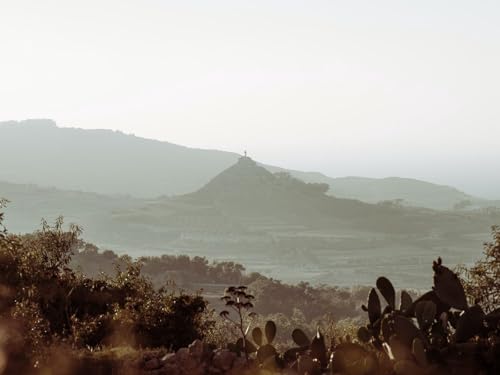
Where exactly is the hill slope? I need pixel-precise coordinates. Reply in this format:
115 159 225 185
328 176 474 210
118 157 494 236
0 180 142 238
0 119 238 197
1 159 498 289
1 119 496 210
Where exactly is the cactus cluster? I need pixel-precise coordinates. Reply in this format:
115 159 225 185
221 258 500 374
355 257 500 374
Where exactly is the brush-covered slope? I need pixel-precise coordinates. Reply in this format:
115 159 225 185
121 157 469 236
184 157 334 217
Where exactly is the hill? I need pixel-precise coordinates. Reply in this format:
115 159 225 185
102 157 500 287
328 176 476 210
119 156 496 235
1 119 497 210
0 119 238 197
1 157 498 288
0 180 142 240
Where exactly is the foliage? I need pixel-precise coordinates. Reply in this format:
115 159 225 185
1 201 500 374
72 246 368 326
219 286 257 361
73 249 248 286
215 258 500 375
0 207 211 370
459 226 500 313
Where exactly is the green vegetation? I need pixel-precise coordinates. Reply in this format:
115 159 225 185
0 209 210 373
212 255 500 374
458 226 500 313
0 201 499 373
71 245 369 323
3 151 500 290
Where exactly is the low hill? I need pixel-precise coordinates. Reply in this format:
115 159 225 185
1 119 497 210
107 157 499 287
115 156 497 239
1 159 498 289
0 180 142 239
328 176 475 210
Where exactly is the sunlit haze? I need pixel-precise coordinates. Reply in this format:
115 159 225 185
1 0 499 197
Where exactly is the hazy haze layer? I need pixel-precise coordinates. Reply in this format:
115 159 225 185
1 1 499 198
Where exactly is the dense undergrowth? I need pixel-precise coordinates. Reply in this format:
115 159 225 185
0 199 499 374
0 200 211 373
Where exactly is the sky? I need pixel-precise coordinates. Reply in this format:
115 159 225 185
1 0 499 198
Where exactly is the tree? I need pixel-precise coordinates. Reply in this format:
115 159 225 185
460 226 500 313
0 198 8 240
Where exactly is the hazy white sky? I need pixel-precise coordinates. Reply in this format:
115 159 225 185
1 1 499 197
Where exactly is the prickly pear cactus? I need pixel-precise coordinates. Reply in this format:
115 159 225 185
455 304 485 342
414 300 436 330
250 320 278 364
400 290 413 312
376 276 396 309
292 328 310 347
367 288 381 325
433 257 468 311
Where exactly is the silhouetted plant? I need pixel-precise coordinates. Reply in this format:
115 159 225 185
220 285 257 361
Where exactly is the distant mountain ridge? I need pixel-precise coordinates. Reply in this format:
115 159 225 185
325 176 477 210
1 119 496 210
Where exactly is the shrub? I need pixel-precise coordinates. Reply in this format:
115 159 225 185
0 208 211 369
460 226 500 313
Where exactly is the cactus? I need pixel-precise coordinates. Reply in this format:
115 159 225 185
381 316 393 342
256 344 277 365
414 300 436 330
367 288 381 325
249 320 278 365
377 276 396 309
331 342 369 375
264 320 276 343
292 328 310 347
411 337 428 368
432 257 468 311
455 304 485 343
408 290 450 317
310 328 327 367
252 327 263 346
357 326 371 343
485 307 500 328
230 337 257 356
219 255 500 375
394 315 425 348
400 290 413 313
297 354 318 375
389 335 413 361
283 346 303 363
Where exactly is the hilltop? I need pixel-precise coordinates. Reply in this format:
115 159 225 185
1 156 498 288
1 119 496 210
